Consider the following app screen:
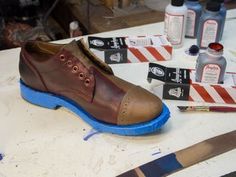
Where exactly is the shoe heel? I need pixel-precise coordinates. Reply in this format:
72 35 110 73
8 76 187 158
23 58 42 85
20 80 60 109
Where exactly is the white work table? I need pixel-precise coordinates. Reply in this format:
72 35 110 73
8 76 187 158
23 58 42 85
0 9 236 177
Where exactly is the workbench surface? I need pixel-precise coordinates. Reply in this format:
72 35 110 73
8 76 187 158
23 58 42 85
0 9 236 177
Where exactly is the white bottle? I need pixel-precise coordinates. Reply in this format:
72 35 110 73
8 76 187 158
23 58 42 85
164 0 187 48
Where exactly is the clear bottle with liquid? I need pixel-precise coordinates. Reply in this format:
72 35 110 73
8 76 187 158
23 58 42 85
195 43 226 84
164 0 187 48
185 0 202 38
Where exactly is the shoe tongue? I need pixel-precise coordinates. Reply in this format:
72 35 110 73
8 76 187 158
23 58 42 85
63 40 79 52
63 40 92 67
63 39 113 75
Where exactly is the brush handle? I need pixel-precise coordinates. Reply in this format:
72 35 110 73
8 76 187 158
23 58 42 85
209 106 236 112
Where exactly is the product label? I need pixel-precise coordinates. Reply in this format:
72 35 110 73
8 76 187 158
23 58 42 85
186 9 196 37
165 13 184 45
88 36 127 49
126 38 153 47
201 64 221 84
163 84 190 100
148 63 167 82
201 20 218 48
148 63 190 101
88 36 128 64
105 49 127 64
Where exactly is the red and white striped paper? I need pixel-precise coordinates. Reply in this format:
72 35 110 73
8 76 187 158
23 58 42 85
152 71 236 104
189 71 236 104
125 35 172 62
90 35 172 63
127 45 172 62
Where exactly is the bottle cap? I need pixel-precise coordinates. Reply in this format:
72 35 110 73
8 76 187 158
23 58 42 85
209 43 223 52
215 0 224 4
206 1 221 11
207 43 224 56
69 21 79 30
171 0 184 6
187 0 198 2
69 21 82 37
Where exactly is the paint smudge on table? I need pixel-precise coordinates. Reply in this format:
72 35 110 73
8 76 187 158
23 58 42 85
83 129 100 141
0 153 4 161
151 151 161 156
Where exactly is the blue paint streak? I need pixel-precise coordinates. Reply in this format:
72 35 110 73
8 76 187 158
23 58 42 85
151 151 161 156
83 129 100 141
20 80 170 136
0 153 3 161
140 153 183 177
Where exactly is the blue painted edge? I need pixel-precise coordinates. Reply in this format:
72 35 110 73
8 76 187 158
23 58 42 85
20 80 170 136
140 153 183 177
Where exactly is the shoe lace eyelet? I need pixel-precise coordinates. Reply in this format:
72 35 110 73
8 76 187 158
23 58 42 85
84 78 90 87
66 60 73 67
72 65 79 73
79 72 84 80
60 54 66 61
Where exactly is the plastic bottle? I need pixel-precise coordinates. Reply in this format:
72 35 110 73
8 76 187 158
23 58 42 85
195 43 226 84
185 0 202 38
164 0 187 48
215 0 227 40
69 21 83 38
197 1 223 49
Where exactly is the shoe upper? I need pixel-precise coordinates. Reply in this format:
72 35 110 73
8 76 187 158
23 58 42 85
19 39 163 125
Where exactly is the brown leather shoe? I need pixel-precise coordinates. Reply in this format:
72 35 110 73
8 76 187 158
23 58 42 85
19 39 170 135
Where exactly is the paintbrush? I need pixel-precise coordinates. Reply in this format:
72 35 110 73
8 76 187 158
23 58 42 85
178 106 236 112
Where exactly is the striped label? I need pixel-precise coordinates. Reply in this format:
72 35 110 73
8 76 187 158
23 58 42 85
190 84 236 104
89 36 172 63
150 65 236 104
128 46 172 62
189 72 236 104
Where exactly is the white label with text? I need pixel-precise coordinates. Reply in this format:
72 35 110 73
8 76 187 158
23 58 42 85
201 20 218 48
201 64 221 84
186 9 196 37
165 13 184 45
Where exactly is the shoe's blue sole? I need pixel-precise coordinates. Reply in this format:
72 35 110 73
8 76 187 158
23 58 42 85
20 80 170 136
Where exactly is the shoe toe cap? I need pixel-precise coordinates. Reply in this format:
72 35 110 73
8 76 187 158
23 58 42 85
117 86 163 125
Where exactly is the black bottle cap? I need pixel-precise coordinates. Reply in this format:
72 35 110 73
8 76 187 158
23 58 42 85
187 0 199 1
171 0 184 6
214 0 224 3
206 1 221 11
